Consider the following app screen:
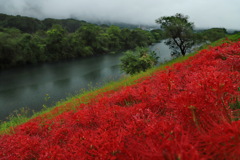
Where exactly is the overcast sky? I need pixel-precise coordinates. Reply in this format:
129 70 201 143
0 0 239 29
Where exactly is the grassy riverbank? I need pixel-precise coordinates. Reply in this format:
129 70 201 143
0 33 239 159
0 52 195 134
0 49 200 134
0 37 239 159
0 34 239 134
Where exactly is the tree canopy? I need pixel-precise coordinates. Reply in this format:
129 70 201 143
120 47 158 75
200 28 227 42
156 13 195 56
0 14 162 70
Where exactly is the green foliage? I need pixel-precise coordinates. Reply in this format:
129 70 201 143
120 47 159 75
0 13 44 33
0 42 202 133
198 33 240 49
42 18 87 32
150 29 164 41
227 33 240 41
156 13 195 56
0 13 88 33
0 13 161 70
0 28 21 68
107 25 122 51
45 25 67 60
195 28 227 43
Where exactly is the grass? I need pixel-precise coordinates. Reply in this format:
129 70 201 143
1 34 239 134
0 53 197 134
201 33 240 47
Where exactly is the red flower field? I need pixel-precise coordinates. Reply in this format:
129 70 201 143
0 41 240 159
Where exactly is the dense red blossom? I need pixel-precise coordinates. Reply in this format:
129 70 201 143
0 41 240 159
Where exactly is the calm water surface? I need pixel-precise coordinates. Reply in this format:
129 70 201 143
0 41 172 120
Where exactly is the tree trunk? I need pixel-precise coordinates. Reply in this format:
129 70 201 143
180 46 186 56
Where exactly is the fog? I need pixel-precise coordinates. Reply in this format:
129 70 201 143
0 0 239 29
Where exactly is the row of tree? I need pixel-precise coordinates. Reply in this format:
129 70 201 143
155 13 230 56
0 22 162 69
120 13 233 75
0 13 88 33
0 13 231 70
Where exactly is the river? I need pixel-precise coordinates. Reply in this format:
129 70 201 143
0 41 172 120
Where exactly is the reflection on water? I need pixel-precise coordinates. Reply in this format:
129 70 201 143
0 42 172 120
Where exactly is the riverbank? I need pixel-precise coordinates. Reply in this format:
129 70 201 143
0 41 170 121
0 52 124 120
0 49 196 134
0 34 239 134
0 37 239 159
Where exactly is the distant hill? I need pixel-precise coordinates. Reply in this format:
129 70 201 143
90 20 159 30
0 13 44 33
0 13 90 33
0 13 160 33
42 18 88 32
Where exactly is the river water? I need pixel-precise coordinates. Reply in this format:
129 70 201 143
0 41 172 120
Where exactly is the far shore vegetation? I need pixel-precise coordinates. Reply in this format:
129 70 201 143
0 13 238 70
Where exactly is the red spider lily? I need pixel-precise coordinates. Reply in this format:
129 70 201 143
0 41 239 159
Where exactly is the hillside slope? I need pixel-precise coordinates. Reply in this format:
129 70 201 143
0 41 240 159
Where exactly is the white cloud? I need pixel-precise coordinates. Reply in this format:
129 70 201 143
0 0 239 29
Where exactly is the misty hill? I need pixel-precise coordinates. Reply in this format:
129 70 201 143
0 13 161 33
90 20 159 30
0 13 158 33
0 13 90 33
0 13 43 33
1 13 238 34
0 13 164 70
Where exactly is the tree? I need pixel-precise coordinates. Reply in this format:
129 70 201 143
150 29 163 42
76 24 103 53
156 13 195 56
0 13 44 33
120 47 158 75
107 25 121 51
0 28 22 68
45 25 66 60
201 28 227 42
120 28 131 49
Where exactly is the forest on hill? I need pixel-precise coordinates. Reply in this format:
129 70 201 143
0 13 230 70
0 13 163 69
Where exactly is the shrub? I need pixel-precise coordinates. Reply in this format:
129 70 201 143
120 47 159 75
